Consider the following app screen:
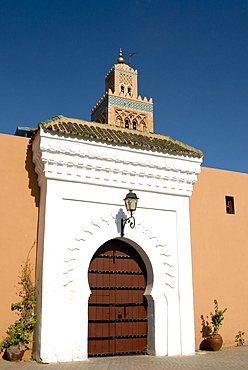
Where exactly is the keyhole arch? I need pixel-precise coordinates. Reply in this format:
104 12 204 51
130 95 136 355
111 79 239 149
87 238 151 357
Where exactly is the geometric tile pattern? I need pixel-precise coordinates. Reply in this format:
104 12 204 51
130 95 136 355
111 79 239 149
109 96 153 113
115 68 137 76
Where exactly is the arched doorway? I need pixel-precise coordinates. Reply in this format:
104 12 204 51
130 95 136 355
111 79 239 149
88 239 147 357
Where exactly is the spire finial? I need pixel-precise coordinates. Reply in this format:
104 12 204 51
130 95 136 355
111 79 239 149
117 48 124 64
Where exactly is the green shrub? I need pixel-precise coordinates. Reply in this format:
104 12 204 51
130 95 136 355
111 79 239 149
0 254 37 350
210 299 227 334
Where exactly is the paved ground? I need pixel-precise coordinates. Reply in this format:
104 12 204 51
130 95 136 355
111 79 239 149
1 346 248 369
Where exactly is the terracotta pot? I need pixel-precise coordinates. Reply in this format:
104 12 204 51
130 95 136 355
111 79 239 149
199 339 209 350
207 334 223 351
2 343 27 361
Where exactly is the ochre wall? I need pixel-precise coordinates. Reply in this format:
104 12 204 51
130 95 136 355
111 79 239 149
1 133 247 353
190 167 248 349
0 134 39 354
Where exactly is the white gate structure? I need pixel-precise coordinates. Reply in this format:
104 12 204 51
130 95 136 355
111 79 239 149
32 117 202 363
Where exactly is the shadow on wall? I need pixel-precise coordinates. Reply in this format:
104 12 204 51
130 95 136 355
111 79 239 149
199 314 212 350
25 144 40 208
115 208 126 235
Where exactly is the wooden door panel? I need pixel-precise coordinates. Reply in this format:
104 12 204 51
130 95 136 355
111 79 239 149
115 321 146 337
88 338 112 355
88 306 110 321
116 338 132 353
90 293 111 306
115 260 140 272
114 290 145 304
115 337 147 354
88 240 147 356
115 275 144 288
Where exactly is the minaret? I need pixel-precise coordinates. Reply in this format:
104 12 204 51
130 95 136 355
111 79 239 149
91 49 154 132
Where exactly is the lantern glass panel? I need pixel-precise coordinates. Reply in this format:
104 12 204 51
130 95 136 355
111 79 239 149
124 197 138 212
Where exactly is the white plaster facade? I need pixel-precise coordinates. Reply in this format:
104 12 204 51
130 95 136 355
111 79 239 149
32 126 202 363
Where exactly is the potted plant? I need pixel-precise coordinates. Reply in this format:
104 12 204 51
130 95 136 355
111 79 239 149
206 299 227 351
0 257 37 361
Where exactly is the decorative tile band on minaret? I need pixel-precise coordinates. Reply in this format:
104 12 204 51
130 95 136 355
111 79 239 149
91 49 154 132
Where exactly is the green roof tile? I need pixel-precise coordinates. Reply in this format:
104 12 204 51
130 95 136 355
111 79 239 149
39 115 203 158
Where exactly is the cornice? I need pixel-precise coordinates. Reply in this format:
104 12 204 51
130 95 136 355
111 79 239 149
32 128 202 196
39 115 203 158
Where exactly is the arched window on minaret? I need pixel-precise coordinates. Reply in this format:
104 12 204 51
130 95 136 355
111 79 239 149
121 85 124 93
132 120 137 130
127 87 132 96
125 119 129 128
116 115 123 127
140 120 146 131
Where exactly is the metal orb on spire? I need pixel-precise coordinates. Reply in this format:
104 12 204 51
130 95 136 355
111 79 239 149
117 48 124 64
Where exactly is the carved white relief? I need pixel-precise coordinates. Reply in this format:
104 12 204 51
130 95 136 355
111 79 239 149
32 129 202 196
136 220 177 295
61 212 177 297
62 214 115 292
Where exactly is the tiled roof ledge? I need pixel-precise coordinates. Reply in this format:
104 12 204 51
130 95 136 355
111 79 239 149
33 123 203 196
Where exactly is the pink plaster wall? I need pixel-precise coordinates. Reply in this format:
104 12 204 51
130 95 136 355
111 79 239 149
0 134 39 356
1 132 247 354
190 167 248 349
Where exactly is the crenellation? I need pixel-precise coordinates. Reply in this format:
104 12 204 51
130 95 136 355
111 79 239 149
91 94 107 113
92 93 153 114
104 63 137 81
105 67 114 80
114 63 137 74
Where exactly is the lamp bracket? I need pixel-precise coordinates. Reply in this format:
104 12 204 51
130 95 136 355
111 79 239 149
121 212 135 237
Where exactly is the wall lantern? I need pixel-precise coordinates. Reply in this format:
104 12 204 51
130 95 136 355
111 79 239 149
121 189 139 237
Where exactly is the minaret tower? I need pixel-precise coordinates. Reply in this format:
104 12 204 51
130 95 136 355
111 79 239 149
91 49 154 132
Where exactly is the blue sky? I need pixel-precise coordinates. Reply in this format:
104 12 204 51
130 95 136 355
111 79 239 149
1 0 247 173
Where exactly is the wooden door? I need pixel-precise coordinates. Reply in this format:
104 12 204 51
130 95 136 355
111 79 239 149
88 239 147 357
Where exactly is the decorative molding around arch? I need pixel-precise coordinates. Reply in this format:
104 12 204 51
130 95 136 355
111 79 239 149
64 210 179 357
64 212 177 301
114 109 148 131
116 115 123 127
